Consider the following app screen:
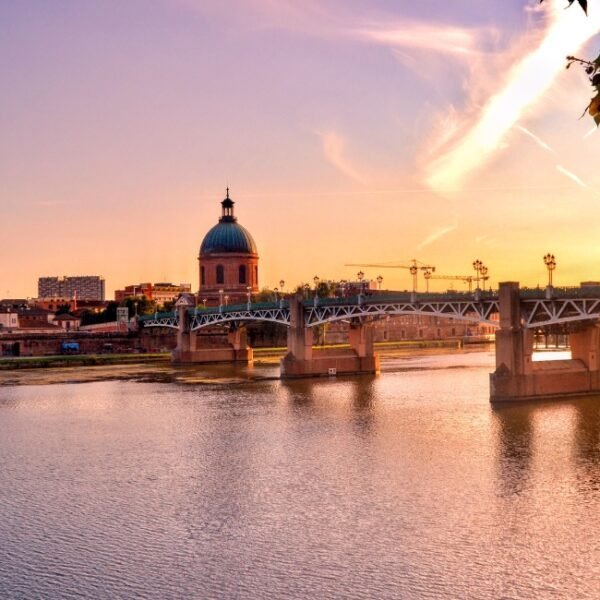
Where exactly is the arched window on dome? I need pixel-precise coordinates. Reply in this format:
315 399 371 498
239 265 247 284
216 264 224 285
200 266 205 286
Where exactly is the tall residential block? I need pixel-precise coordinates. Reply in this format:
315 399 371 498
38 276 106 301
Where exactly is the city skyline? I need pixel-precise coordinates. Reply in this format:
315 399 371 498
2 0 600 297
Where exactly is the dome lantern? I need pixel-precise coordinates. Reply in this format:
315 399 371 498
220 187 236 222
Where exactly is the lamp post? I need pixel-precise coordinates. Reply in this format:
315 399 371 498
357 271 364 294
303 283 310 298
273 287 279 302
473 259 483 290
279 279 285 293
340 279 347 297
246 286 252 310
218 289 224 309
409 265 418 293
376 275 383 291
202 298 207 309
224 294 229 306
423 269 432 293
480 265 489 292
544 253 556 287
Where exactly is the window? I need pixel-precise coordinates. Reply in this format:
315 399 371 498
255 266 258 285
200 266 205 285
239 265 247 284
216 264 224 284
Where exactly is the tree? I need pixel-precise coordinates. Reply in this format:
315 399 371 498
566 55 600 125
120 295 156 316
540 0 587 13
540 0 599 123
55 303 72 315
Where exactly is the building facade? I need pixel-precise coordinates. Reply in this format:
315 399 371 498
38 276 105 301
198 190 259 305
114 282 191 305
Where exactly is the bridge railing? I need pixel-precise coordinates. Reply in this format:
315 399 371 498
309 290 498 306
520 286 600 299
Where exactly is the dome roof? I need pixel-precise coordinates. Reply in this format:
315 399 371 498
199 189 258 256
200 221 258 255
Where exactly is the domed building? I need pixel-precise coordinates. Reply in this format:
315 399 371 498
198 189 259 305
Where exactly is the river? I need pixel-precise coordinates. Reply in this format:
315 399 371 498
1 349 599 599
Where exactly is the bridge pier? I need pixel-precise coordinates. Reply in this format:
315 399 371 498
280 295 379 378
171 294 252 364
491 282 600 402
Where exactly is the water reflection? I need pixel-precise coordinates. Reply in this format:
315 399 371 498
492 404 534 497
572 396 600 492
5 353 600 599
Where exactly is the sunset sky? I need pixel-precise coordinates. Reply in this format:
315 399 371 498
2 0 600 297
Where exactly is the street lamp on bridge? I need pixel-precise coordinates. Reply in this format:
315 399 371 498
423 269 433 293
218 289 224 309
480 265 489 292
544 253 556 287
357 271 365 294
472 259 483 290
376 275 383 290
246 286 252 310
279 280 285 294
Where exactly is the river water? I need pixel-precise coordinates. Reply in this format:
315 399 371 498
1 350 600 599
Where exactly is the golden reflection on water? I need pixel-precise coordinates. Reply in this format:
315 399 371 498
2 351 600 598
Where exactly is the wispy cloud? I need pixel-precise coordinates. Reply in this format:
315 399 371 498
417 224 457 250
515 125 554 152
426 0 600 193
556 164 589 188
355 22 495 56
316 130 367 183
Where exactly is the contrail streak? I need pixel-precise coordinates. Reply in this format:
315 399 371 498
427 0 600 193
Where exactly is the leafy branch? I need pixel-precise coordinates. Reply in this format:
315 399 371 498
539 0 587 13
566 55 600 125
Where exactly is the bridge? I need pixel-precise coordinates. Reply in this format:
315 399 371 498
140 283 600 402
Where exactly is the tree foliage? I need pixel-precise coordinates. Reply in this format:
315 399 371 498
540 0 587 13
55 303 72 315
566 55 600 125
541 0 599 123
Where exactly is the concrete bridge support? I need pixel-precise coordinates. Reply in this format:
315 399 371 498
172 294 252 364
280 295 380 378
490 282 600 402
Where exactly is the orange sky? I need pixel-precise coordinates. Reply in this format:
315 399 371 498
2 0 600 297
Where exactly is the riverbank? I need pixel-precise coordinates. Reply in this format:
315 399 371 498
0 343 495 387
0 338 488 371
0 353 170 371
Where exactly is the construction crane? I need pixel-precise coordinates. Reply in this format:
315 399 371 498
344 260 436 293
425 273 475 293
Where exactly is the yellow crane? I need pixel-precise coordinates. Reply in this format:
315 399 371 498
344 260 436 293
425 273 475 293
